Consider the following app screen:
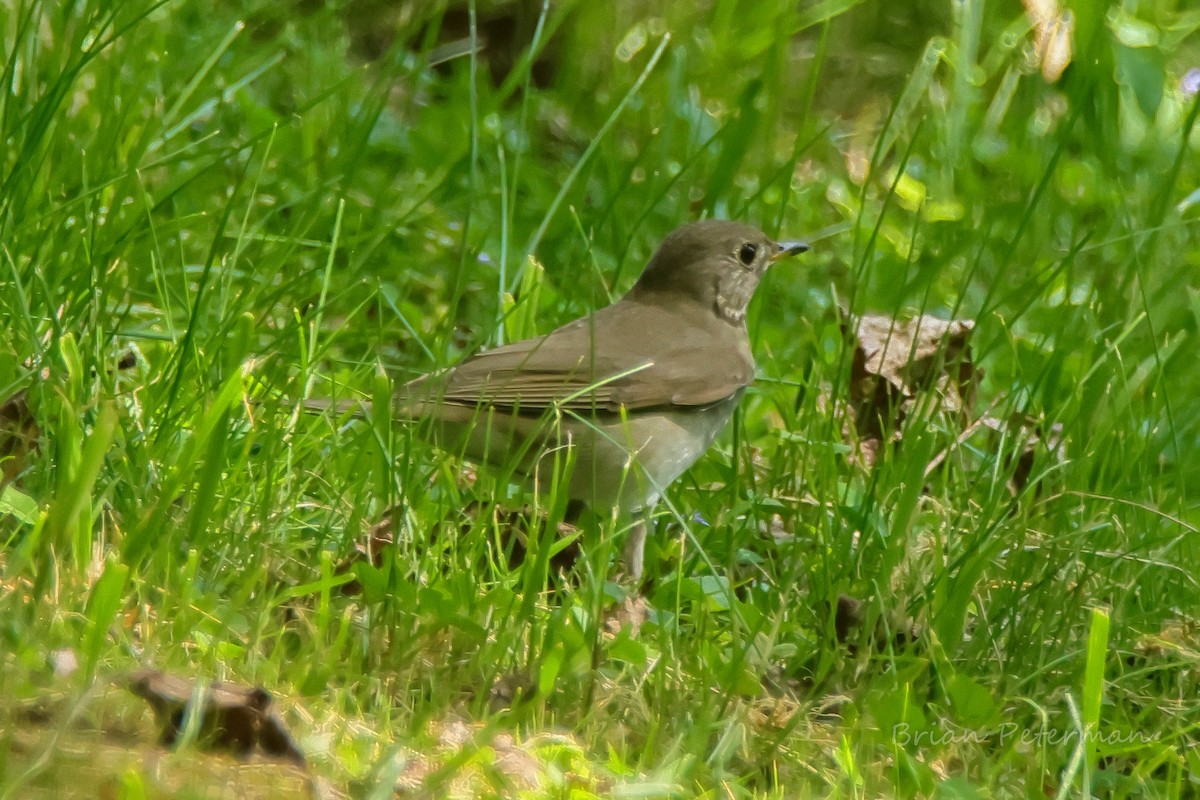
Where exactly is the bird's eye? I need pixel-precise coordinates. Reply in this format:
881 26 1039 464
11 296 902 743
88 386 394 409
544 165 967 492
738 243 758 265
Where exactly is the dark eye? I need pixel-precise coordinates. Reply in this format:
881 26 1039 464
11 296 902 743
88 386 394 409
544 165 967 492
738 243 758 265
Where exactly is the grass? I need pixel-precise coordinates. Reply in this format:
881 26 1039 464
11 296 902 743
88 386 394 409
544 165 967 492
2 0 1199 796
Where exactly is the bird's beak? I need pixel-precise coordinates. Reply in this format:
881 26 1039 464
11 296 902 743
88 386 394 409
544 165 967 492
770 240 810 262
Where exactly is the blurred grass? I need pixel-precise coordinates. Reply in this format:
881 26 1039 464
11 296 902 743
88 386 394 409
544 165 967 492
1 0 1199 797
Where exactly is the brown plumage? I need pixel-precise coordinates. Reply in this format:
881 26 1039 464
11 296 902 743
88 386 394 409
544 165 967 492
324 220 809 578
302 220 806 575
401 220 805 416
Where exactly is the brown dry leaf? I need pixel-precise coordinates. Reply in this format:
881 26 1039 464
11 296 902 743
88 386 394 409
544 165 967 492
490 732 545 792
1 389 40 486
116 350 138 370
1133 617 1200 662
342 3 560 88
816 593 915 649
337 501 585 597
1121 617 1200 701
123 669 306 768
4 352 133 489
453 502 583 575
604 595 651 638
846 313 981 466
980 414 1066 493
852 314 978 407
4 679 329 800
1014 420 1063 491
746 694 803 731
486 671 537 713
833 595 865 644
393 718 598 798
335 506 400 595
855 435 884 470
829 595 923 657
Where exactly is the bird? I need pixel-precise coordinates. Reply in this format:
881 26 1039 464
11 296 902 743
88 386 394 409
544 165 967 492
388 219 809 580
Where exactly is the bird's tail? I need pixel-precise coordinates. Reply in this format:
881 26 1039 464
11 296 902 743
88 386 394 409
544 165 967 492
300 396 372 417
296 370 446 421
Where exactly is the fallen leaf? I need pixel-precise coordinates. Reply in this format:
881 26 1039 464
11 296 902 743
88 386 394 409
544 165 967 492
0 389 40 487
846 313 981 466
834 595 865 644
980 414 1066 493
1132 617 1199 662
453 502 583 575
123 669 306 767
392 718 598 797
852 314 978 405
336 506 399 595
604 595 651 637
486 670 537 714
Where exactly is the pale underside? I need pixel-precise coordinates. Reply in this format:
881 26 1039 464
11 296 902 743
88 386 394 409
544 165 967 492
419 393 743 513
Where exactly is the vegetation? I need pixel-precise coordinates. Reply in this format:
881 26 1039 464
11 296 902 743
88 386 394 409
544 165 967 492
2 0 1198 796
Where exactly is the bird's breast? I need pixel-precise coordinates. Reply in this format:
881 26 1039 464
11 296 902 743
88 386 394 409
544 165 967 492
583 390 744 510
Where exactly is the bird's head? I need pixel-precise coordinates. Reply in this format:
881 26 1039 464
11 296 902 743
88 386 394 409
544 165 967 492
631 219 809 323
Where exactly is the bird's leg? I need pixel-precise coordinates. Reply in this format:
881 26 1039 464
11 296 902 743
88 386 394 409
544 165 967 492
623 514 648 583
566 501 647 584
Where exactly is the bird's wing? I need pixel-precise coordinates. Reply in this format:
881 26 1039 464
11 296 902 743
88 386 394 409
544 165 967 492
400 301 755 417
